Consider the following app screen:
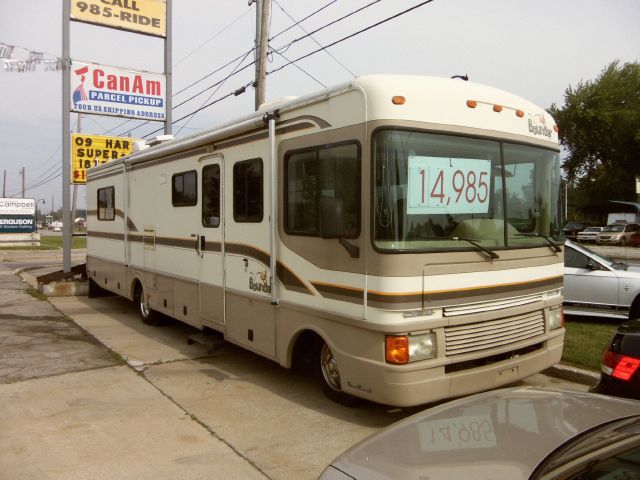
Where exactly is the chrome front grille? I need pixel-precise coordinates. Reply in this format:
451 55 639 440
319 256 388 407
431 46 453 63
443 293 544 317
444 311 545 356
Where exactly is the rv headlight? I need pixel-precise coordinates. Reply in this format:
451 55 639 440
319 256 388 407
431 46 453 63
549 306 564 330
385 332 437 364
409 332 437 361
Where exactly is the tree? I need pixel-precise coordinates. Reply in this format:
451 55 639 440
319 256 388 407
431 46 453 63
549 61 640 212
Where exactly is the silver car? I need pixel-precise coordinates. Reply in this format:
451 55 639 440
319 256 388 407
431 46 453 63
576 226 603 243
564 239 640 319
320 387 640 480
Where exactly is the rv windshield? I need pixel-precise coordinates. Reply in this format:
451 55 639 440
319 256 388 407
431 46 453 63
373 130 563 252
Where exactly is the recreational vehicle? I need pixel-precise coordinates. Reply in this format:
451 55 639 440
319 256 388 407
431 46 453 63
86 75 565 407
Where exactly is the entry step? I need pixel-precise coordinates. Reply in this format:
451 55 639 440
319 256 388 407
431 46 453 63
187 332 225 353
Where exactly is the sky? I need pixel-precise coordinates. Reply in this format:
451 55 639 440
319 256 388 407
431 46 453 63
0 0 639 213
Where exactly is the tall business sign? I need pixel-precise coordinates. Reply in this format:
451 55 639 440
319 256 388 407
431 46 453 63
0 198 36 233
70 0 166 37
70 61 166 121
71 133 140 184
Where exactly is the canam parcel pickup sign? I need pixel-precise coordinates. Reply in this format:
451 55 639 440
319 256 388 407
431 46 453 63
0 198 36 234
70 61 166 121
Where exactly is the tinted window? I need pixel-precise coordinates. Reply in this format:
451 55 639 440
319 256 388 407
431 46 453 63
202 165 220 228
286 142 360 238
97 186 115 221
564 246 593 269
172 171 197 207
233 159 263 222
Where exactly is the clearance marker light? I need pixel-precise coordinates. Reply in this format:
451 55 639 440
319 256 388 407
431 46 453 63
392 96 406 105
516 110 525 117
466 100 477 108
493 105 503 112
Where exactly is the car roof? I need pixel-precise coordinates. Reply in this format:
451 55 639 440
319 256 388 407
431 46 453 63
327 387 640 480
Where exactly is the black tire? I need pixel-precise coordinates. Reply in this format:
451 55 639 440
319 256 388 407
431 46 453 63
313 338 360 406
134 283 160 326
630 297 640 320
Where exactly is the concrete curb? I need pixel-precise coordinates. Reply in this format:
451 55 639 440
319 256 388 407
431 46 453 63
544 363 600 386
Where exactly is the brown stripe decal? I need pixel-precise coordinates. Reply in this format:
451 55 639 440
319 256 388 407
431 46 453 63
87 230 124 241
366 275 563 309
226 242 312 295
85 234 312 295
311 281 364 305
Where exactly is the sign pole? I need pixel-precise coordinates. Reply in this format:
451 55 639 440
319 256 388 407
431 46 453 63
62 0 71 273
164 0 172 135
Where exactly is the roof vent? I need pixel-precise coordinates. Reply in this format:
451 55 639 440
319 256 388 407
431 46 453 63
147 134 174 147
132 140 150 152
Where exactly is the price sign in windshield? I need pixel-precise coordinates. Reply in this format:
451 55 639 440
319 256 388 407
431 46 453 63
407 156 491 215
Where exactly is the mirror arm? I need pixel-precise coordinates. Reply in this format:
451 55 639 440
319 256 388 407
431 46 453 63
339 238 360 258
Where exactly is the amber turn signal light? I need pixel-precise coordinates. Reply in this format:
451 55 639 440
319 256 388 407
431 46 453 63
386 335 409 364
392 96 406 105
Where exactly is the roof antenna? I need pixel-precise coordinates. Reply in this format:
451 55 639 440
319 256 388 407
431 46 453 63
451 74 469 81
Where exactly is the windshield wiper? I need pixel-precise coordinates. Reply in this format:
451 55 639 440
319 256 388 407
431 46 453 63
420 236 499 260
516 233 562 253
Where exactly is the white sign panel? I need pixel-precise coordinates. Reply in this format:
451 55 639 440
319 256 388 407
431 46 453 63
407 156 491 215
70 61 166 121
0 198 36 215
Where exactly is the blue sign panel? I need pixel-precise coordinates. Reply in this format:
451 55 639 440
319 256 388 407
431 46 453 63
0 215 36 233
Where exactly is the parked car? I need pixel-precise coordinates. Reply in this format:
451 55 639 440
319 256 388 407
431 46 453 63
563 239 640 319
597 222 640 246
592 319 640 400
320 387 640 480
576 226 603 243
563 221 590 240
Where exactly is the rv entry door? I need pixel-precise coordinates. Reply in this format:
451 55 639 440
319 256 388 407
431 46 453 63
197 157 225 329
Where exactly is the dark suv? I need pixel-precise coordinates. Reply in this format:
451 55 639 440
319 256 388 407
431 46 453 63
592 319 640 400
563 222 590 240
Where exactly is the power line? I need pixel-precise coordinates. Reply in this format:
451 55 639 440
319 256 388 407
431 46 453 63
272 0 355 78
175 50 253 136
269 0 339 42
267 0 435 77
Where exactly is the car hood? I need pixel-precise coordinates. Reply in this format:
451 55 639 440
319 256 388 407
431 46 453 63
324 387 640 480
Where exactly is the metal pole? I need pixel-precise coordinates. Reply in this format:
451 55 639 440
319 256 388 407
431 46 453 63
267 112 278 305
254 0 270 110
20 167 25 198
164 0 172 135
2 170 5 197
62 0 71 272
71 113 80 234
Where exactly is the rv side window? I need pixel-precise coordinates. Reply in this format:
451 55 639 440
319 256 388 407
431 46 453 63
172 170 197 207
202 164 220 228
233 159 263 222
285 142 360 238
97 186 115 221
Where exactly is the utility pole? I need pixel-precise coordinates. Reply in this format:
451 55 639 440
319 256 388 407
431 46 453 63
19 167 25 198
253 0 271 111
2 170 6 197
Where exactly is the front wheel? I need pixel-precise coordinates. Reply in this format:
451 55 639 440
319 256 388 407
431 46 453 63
313 339 359 406
135 283 160 326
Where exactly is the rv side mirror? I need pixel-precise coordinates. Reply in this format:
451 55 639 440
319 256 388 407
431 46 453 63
319 197 345 239
586 260 602 271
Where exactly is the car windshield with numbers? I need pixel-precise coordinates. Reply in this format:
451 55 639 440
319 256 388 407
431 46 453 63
373 130 563 252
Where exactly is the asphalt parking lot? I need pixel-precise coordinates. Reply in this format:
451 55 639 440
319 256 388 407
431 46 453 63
0 249 594 480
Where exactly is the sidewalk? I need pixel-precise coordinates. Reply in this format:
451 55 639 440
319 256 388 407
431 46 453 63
0 265 267 480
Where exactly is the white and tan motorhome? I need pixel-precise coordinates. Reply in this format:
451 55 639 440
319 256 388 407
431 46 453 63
86 75 565 407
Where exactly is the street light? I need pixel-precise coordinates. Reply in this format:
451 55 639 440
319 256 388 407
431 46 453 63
35 199 45 232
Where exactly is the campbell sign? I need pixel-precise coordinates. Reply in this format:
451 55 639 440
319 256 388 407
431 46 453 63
70 61 166 121
0 198 36 234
